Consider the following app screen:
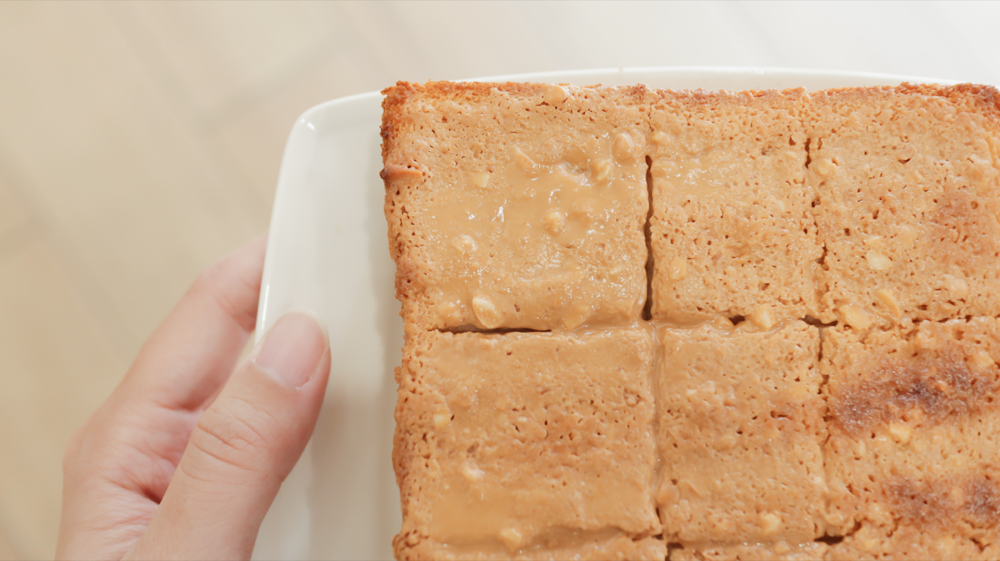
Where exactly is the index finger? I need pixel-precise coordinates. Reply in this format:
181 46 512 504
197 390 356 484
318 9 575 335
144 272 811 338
120 234 267 412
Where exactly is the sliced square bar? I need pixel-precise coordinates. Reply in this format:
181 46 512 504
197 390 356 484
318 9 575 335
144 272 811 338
656 321 826 553
649 88 821 326
808 84 1000 326
824 319 1000 559
392 328 663 560
382 82 651 331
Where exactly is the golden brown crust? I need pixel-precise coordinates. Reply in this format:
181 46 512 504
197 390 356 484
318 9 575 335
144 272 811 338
670 540 827 561
382 81 547 161
811 82 1000 120
395 535 666 561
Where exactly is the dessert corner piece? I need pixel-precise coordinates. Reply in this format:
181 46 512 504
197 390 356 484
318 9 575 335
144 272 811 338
649 88 821 326
823 318 1000 560
809 84 1000 327
381 81 651 332
656 321 827 560
392 329 662 561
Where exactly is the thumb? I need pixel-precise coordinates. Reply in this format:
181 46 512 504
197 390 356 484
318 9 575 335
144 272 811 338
126 311 330 561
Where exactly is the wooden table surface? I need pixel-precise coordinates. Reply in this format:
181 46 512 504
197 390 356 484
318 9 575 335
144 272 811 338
0 1 997 558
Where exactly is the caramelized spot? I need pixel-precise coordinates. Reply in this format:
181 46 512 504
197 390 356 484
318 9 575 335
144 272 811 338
881 474 1000 530
964 476 1000 523
885 476 954 528
931 190 998 266
830 350 996 436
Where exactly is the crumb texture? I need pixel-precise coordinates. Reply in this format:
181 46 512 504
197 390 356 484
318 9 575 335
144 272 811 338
649 88 821 325
809 85 1000 326
657 322 826 546
823 318 1000 559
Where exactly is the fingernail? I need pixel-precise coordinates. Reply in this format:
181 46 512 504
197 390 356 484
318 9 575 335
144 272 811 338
254 312 328 389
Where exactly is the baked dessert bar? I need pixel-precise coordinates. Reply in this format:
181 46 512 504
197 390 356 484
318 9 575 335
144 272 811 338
808 85 1000 327
382 82 651 332
382 81 1000 561
824 318 1000 560
656 321 826 558
649 88 821 326
392 329 663 560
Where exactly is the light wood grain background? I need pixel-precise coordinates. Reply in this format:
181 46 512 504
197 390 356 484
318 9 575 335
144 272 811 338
0 1 997 558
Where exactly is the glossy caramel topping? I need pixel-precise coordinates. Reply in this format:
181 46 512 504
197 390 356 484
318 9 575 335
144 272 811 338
421 132 648 331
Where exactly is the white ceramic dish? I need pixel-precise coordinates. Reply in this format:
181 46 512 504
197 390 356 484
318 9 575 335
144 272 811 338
252 67 955 560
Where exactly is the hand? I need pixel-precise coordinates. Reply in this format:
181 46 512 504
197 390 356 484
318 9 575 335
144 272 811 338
57 236 331 560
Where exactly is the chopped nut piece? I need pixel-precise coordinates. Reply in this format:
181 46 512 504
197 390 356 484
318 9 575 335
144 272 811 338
749 305 775 329
887 422 911 444
433 413 451 429
942 274 969 298
472 294 503 328
868 502 891 526
813 157 837 176
498 527 523 551
543 209 567 235
709 316 735 331
679 479 703 498
895 224 918 246
543 84 567 106
875 288 902 318
461 461 484 482
561 302 590 330
651 130 669 145
855 528 880 553
758 512 782 536
612 132 636 161
668 257 687 281
970 350 995 370
714 433 738 451
511 146 539 175
589 159 613 183
470 171 491 189
657 481 680 506
866 249 892 271
451 234 477 254
435 301 461 323
380 163 424 181
838 304 874 330
649 159 675 179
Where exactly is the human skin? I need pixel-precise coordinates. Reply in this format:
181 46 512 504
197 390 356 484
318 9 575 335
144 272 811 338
56 236 331 560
